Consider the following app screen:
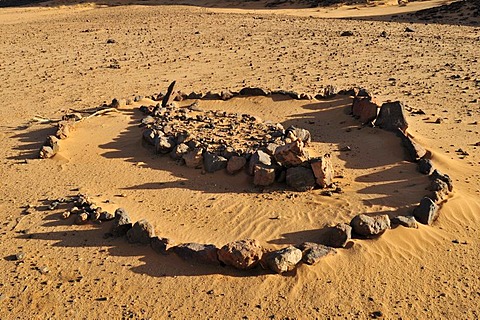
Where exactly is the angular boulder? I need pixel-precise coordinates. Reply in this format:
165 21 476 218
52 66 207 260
217 239 263 270
227 156 247 174
110 208 133 237
253 164 276 186
430 169 453 192
203 152 228 173
183 148 203 169
391 216 418 229
350 214 390 237
39 146 56 159
173 243 219 265
397 130 427 162
286 166 316 192
126 219 155 244
151 236 173 255
323 223 352 248
310 154 334 188
170 143 190 160
266 246 302 274
274 140 310 167
374 101 409 132
155 134 175 154
352 97 380 123
142 129 156 146
413 197 438 225
248 150 272 175
297 242 337 265
56 120 74 139
161 80 176 107
418 158 434 175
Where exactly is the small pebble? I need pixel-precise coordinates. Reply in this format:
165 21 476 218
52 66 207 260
15 252 25 261
38 266 49 274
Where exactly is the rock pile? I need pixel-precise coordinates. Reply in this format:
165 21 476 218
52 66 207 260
139 82 335 191
59 193 115 224
42 83 456 276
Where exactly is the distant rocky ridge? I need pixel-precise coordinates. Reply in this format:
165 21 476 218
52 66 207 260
0 0 45 7
407 0 480 23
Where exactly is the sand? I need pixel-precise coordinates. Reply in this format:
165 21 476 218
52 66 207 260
0 0 479 319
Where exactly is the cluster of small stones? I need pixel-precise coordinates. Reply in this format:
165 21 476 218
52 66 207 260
58 194 116 224
139 81 337 191
44 83 454 275
39 113 82 159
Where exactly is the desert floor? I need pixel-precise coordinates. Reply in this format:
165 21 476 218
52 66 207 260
0 0 479 319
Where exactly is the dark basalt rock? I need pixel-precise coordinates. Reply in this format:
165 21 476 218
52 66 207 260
173 243 219 265
374 101 409 132
413 197 439 225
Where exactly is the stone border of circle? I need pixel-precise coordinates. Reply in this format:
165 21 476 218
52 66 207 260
39 85 453 274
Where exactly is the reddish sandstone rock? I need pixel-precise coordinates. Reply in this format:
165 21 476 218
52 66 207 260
227 156 247 174
310 154 334 188
253 164 276 186
218 239 263 270
274 140 309 167
352 96 380 123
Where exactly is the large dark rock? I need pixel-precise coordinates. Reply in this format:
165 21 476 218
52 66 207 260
265 246 302 274
203 152 228 173
297 242 337 265
126 219 155 244
173 243 219 265
155 134 176 154
162 80 176 107
418 158 434 175
239 87 270 96
310 154 334 188
217 239 263 270
323 223 352 248
397 130 427 162
374 101 409 132
272 90 301 99
430 169 453 192
248 150 272 175
110 208 132 237
286 167 316 192
227 156 247 174
142 129 156 146
413 197 438 225
350 214 390 237
151 236 173 255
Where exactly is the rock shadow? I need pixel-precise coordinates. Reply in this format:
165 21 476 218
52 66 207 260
7 124 57 161
16 217 280 278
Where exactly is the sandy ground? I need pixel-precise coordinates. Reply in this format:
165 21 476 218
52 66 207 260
0 0 479 319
